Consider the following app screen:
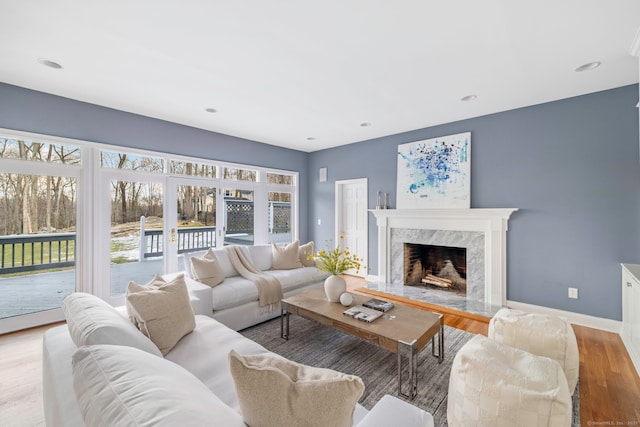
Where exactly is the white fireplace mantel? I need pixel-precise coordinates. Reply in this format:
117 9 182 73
369 208 518 306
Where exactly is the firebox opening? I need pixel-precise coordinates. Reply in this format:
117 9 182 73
404 243 467 296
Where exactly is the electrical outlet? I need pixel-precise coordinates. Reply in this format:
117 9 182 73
317 218 322 225
568 287 578 299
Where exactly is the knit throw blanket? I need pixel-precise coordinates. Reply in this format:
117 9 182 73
225 246 283 313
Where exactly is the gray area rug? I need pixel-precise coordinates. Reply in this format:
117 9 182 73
241 316 580 426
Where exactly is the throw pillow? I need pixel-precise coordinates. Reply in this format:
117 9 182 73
125 274 167 328
228 350 365 427
190 248 225 287
299 241 316 267
72 345 245 427
62 292 162 357
182 249 207 279
126 274 195 356
272 240 303 270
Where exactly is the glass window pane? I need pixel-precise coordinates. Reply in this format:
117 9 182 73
222 167 257 182
170 160 217 178
177 185 217 270
224 189 254 245
0 172 77 319
101 150 164 173
268 192 291 244
109 180 164 295
0 137 81 164
266 173 293 185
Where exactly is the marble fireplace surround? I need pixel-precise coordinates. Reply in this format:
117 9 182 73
369 208 517 307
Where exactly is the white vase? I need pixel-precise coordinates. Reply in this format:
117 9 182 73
324 275 346 302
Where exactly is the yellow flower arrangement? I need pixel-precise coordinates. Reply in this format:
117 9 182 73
312 236 364 275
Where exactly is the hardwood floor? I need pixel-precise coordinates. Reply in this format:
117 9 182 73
1 280 638 426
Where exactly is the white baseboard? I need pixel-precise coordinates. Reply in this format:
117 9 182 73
365 274 382 283
506 300 622 333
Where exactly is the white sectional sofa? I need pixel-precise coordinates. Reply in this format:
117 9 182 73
178 243 331 331
43 292 434 427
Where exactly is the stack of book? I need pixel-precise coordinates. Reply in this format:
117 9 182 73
343 298 395 323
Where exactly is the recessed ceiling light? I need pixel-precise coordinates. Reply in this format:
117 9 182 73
461 94 477 102
204 108 217 113
360 122 372 127
37 58 62 69
575 61 601 72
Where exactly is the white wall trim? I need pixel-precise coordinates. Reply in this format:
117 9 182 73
629 26 640 56
506 300 621 333
0 309 65 335
620 333 640 377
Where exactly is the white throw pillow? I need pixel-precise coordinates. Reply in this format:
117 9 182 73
62 292 162 357
189 248 225 287
229 349 364 427
299 241 316 267
126 274 195 356
72 344 245 427
272 240 304 270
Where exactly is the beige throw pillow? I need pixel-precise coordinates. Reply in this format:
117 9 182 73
190 248 225 287
228 350 365 427
126 275 166 328
126 274 195 356
298 241 316 267
272 240 303 270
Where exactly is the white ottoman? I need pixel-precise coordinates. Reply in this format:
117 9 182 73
488 308 579 395
447 335 572 427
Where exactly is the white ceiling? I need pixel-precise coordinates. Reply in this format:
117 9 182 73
1 1 639 152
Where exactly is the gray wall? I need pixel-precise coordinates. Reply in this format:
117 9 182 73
3 81 638 320
309 84 640 321
0 83 310 242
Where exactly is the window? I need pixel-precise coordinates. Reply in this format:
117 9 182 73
268 191 292 243
0 128 298 330
222 167 258 182
101 150 164 173
266 172 293 185
0 134 81 325
0 137 80 164
170 160 217 178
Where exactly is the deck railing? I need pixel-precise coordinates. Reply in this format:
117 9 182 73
140 224 216 259
1 200 292 272
0 232 76 274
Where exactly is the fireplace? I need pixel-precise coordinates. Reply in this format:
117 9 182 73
369 208 517 307
404 243 467 296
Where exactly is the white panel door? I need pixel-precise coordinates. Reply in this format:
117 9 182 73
335 179 367 277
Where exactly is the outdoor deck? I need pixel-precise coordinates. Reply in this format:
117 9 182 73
1 233 291 319
0 258 165 318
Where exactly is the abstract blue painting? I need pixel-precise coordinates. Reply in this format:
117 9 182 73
396 132 470 209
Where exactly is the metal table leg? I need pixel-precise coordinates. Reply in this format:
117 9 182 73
280 302 290 340
398 339 418 400
431 322 444 363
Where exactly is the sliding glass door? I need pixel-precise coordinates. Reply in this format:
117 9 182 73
0 135 82 332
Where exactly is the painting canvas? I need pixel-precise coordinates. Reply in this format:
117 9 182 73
396 132 470 209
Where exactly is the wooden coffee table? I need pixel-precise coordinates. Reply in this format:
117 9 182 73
280 287 444 399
